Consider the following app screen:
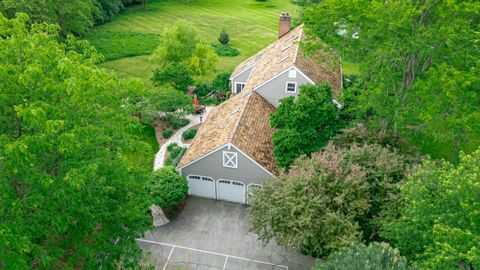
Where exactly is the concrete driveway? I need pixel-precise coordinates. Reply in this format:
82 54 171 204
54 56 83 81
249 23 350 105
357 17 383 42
138 197 315 270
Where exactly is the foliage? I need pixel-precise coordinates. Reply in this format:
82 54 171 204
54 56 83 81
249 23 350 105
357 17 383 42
0 14 152 269
299 0 480 162
313 242 411 270
87 31 160 61
188 43 219 77
151 20 218 77
212 44 240 57
218 28 230 45
249 141 415 257
168 118 190 130
137 88 193 126
211 72 231 92
162 129 174 139
89 0 299 80
270 84 339 168
382 148 480 269
182 129 198 140
152 64 194 92
0 0 147 36
164 144 186 167
150 166 188 212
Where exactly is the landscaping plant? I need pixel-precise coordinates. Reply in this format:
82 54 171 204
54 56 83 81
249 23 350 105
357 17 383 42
150 166 188 218
162 129 174 139
182 129 197 140
218 28 229 45
313 242 412 270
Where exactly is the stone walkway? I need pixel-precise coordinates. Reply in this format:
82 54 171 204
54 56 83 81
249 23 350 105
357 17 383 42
153 106 213 171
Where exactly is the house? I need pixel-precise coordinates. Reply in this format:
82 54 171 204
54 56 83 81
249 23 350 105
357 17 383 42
176 13 342 204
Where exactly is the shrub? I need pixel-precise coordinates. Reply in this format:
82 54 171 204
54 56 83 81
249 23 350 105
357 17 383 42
218 28 230 45
211 71 231 93
86 31 161 61
182 129 197 140
150 167 188 218
168 117 190 129
152 64 194 92
162 129 173 139
313 242 411 270
165 143 186 166
212 44 240 57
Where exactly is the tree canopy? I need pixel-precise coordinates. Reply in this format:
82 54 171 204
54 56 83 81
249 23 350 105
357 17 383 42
249 135 415 257
299 0 480 161
270 83 339 168
313 242 412 270
0 14 152 269
382 148 480 269
151 20 218 78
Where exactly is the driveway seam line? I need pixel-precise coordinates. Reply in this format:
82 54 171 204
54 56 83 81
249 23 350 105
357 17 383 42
222 255 229 270
162 245 175 270
137 238 288 269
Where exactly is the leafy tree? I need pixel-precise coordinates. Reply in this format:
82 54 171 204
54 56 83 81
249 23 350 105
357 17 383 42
188 42 218 77
150 166 188 218
151 20 217 77
0 0 94 36
313 242 411 270
137 88 193 125
270 83 338 168
217 28 229 45
382 148 480 269
0 14 152 269
152 64 194 92
299 0 480 161
249 140 414 257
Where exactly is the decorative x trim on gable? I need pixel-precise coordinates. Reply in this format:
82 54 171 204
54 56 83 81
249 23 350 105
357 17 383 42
223 151 238 168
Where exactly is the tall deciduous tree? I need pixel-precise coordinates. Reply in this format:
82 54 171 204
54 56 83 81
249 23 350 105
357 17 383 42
299 0 480 161
270 83 338 168
151 20 217 78
249 140 415 257
382 148 480 269
0 14 152 269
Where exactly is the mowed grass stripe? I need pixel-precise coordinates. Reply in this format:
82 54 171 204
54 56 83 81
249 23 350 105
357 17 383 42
91 0 302 81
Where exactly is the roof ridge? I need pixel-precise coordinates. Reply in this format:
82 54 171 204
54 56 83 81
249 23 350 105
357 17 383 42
293 24 304 64
230 91 255 143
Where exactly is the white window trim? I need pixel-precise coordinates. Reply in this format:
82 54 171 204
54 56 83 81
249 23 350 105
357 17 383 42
222 151 238 168
234 82 246 94
285 81 297 93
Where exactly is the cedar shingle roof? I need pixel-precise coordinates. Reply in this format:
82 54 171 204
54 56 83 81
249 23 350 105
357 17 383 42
230 24 342 94
177 92 276 174
178 24 342 174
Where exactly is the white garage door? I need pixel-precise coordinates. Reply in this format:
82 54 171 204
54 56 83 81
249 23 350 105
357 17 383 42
217 179 246 204
187 175 216 199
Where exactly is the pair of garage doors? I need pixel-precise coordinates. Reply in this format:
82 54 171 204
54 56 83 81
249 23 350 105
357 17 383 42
187 175 259 204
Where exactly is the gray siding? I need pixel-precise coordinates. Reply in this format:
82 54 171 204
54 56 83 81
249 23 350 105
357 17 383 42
180 144 273 186
231 66 253 94
256 67 311 107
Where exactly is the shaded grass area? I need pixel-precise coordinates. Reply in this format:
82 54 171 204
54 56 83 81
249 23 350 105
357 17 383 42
87 31 161 61
126 124 159 171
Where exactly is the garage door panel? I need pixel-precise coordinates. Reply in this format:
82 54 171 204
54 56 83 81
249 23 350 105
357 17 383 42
187 175 216 199
217 179 246 204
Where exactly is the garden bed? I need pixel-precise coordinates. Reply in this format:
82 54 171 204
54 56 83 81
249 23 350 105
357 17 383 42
182 123 202 144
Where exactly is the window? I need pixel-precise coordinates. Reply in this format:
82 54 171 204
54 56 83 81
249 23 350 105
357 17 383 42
235 83 245 94
223 151 238 168
288 69 297 78
286 82 297 93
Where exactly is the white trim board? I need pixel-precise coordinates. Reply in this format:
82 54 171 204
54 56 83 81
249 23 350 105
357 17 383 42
229 64 254 80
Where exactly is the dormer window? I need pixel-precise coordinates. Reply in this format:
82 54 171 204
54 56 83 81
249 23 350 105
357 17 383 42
223 151 238 168
286 82 297 93
235 83 245 94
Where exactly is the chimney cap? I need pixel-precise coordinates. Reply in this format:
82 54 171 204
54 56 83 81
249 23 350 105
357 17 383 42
281 12 290 17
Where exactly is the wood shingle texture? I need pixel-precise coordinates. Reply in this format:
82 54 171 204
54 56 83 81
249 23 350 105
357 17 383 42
230 24 342 95
177 91 277 174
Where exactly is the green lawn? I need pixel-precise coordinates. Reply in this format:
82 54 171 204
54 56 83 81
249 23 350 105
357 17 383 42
93 0 300 83
126 124 159 171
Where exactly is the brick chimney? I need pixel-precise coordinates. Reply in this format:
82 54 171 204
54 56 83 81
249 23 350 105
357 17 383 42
278 12 291 39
